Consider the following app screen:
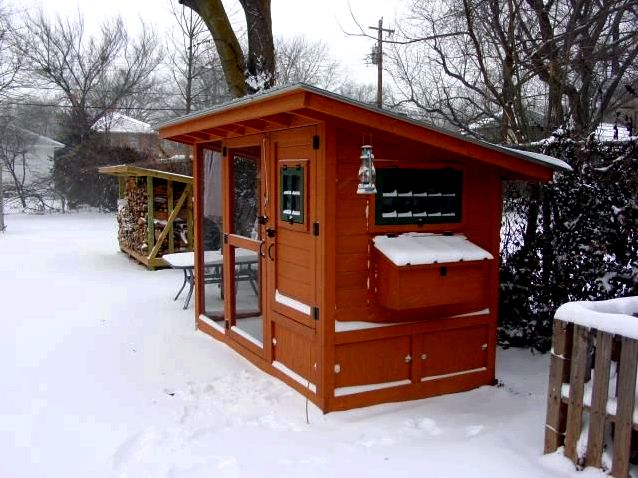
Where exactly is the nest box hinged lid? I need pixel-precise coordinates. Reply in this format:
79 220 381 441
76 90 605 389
372 233 494 313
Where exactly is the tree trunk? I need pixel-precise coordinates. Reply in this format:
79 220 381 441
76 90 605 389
180 0 247 98
239 0 275 92
180 0 275 98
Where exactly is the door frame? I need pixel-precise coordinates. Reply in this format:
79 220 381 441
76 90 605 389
222 133 273 357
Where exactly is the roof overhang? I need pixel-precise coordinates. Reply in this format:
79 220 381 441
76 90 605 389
156 84 571 182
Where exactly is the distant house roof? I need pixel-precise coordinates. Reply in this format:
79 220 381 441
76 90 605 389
14 127 65 148
93 112 153 134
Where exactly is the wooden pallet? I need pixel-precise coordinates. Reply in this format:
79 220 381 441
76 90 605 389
545 319 638 476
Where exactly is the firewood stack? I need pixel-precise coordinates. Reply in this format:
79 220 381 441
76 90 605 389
116 177 189 257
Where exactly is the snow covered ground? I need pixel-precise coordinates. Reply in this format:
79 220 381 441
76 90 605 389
0 213 608 478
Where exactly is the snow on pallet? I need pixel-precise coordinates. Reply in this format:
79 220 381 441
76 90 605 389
544 297 638 477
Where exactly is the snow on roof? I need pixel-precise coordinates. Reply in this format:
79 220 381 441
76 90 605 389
555 296 638 340
155 83 571 174
594 122 634 142
373 233 494 266
93 112 153 134
14 127 65 148
501 147 571 172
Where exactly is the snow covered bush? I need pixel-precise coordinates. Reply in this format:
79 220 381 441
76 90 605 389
499 135 638 351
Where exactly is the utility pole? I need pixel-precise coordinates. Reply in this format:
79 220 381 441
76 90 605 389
369 17 394 108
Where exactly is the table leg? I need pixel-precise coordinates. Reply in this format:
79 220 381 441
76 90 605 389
174 268 188 301
183 268 195 309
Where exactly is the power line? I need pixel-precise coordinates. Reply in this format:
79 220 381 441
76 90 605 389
1 101 188 112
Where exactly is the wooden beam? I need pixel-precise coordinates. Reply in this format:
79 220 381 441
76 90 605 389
236 119 268 131
611 337 638 478
564 325 589 462
188 131 216 141
585 330 612 469
202 127 230 137
167 180 174 254
98 165 193 184
259 112 293 127
544 320 572 453
148 184 192 260
146 176 155 259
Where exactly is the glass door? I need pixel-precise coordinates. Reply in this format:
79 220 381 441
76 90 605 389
223 141 266 350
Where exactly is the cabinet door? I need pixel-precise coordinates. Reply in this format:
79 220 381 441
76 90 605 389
419 326 488 380
335 336 412 388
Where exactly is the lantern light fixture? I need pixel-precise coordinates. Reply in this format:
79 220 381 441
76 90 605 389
357 144 377 195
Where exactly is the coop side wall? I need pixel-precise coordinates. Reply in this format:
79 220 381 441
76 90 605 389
323 126 503 411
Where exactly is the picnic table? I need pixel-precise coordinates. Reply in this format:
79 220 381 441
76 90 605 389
163 249 258 309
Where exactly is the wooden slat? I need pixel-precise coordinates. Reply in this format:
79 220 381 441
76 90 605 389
611 337 638 478
544 319 572 453
564 325 589 462
167 180 174 253
585 330 613 469
146 177 155 256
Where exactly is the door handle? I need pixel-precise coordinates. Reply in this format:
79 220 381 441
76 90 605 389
259 240 266 258
268 243 275 261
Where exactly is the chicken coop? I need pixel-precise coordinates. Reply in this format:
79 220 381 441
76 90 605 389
157 84 570 412
99 165 194 269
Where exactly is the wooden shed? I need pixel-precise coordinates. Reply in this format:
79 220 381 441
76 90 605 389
99 165 194 269
157 84 569 412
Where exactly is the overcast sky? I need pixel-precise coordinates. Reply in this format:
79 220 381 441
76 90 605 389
31 0 405 86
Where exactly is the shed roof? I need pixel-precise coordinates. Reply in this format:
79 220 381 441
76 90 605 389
98 165 193 184
157 84 570 181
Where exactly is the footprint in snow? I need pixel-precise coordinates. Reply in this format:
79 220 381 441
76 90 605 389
465 425 484 437
403 417 442 437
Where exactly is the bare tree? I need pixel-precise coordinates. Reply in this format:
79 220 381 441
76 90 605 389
179 0 275 98
14 9 162 145
275 35 341 89
0 117 37 208
518 0 638 136
165 2 230 115
388 0 638 141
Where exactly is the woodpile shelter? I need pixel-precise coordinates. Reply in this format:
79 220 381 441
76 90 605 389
98 165 194 269
157 84 570 412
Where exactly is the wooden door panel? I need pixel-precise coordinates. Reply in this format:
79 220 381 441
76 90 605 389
269 127 318 328
420 326 488 379
335 337 412 387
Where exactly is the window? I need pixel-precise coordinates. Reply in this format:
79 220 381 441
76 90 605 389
375 168 463 225
279 164 305 224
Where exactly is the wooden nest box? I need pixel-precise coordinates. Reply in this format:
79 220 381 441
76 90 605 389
157 84 569 412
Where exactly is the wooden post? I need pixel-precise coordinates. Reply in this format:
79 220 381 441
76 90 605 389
585 330 613 469
193 144 204 317
564 325 590 463
118 176 125 199
544 319 572 453
146 176 155 256
611 337 638 478
186 183 194 251
167 180 175 253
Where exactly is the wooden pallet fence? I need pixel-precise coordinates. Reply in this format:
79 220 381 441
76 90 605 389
545 319 638 477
